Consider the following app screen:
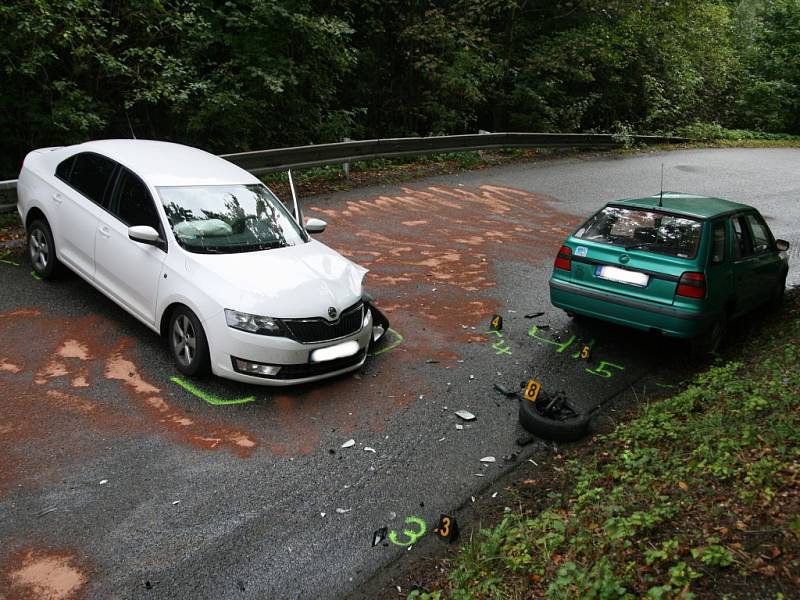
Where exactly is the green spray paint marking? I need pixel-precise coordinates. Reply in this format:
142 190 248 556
0 251 19 266
388 515 427 547
170 376 256 406
30 270 42 280
369 328 404 357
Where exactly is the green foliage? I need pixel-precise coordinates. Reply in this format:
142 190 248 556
3 0 800 178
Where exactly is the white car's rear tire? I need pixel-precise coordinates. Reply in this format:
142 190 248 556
28 218 60 279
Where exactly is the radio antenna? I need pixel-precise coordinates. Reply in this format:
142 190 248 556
658 163 664 207
125 109 137 140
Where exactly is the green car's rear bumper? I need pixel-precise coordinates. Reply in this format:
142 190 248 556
549 278 711 338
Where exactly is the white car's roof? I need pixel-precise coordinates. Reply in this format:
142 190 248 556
64 139 260 187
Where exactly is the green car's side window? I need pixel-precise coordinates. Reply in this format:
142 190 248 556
731 216 754 260
745 213 773 254
710 221 726 265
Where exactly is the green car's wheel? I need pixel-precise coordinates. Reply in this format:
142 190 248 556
691 312 727 358
769 273 787 309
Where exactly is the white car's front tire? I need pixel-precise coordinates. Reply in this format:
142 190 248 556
169 306 211 377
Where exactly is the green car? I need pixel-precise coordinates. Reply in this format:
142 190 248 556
549 193 790 352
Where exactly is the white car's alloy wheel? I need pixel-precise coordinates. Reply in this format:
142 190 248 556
172 314 197 368
30 228 49 271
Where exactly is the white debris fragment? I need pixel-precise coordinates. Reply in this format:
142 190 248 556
469 374 475 380
335 508 351 514
172 500 181 505
528 459 539 466
99 480 108 485
438 437 446 442
471 496 476 502
480 456 496 463
397 586 402 593
364 447 376 453
455 410 476 421
473 474 484 477
504 507 512 513
341 439 355 448
491 492 498 498
389 511 397 519
455 424 464 430
320 512 326 517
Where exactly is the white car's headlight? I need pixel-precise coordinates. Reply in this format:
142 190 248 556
224 309 284 336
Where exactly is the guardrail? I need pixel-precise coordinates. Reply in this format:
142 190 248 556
0 179 17 214
0 132 686 212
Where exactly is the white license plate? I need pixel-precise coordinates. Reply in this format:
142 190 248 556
595 265 649 287
310 340 360 363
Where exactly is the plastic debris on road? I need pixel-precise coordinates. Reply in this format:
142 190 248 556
336 508 351 514
480 456 496 463
455 410 476 421
341 439 356 448
455 424 464 430
364 446 376 453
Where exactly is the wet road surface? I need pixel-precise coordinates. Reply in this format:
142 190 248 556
0 148 798 599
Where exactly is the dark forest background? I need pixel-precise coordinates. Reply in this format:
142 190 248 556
2 0 799 178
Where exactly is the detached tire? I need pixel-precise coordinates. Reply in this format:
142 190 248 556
28 218 60 279
518 398 590 443
168 306 210 377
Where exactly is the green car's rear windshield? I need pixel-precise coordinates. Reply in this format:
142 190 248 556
573 205 703 259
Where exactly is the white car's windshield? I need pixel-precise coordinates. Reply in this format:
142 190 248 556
158 184 307 254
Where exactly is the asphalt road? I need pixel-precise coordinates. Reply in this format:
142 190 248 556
0 148 798 599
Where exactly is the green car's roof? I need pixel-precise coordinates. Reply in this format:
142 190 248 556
609 192 752 219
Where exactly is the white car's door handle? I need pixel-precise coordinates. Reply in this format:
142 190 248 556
52 193 63 204
98 226 111 239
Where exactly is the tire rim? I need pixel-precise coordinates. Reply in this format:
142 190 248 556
172 315 196 367
30 228 48 271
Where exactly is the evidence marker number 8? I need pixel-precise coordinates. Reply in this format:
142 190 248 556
523 379 542 403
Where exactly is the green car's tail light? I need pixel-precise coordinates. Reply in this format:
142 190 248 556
554 245 572 271
676 271 706 299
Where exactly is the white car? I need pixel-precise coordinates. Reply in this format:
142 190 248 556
16 139 384 385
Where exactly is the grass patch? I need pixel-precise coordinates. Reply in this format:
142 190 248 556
411 292 800 599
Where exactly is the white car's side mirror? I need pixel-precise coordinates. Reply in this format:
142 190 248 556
128 225 162 246
305 218 327 234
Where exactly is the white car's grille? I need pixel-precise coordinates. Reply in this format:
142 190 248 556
282 302 364 344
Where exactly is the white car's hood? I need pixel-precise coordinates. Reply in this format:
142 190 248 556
185 240 367 319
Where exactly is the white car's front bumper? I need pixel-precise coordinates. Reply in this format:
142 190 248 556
204 308 373 386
